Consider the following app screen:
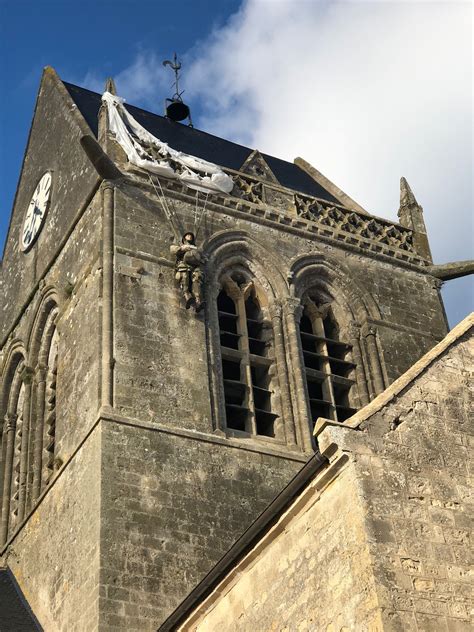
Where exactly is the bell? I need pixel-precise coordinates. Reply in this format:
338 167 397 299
165 99 190 122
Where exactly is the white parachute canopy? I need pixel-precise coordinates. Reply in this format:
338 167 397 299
101 91 234 194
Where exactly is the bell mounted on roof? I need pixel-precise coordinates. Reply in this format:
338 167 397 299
162 52 193 127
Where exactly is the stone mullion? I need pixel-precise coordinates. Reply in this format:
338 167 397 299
42 364 57 487
10 393 24 529
208 283 227 434
311 314 337 421
283 298 314 452
238 293 256 435
269 302 297 446
349 323 370 407
31 365 47 504
0 414 17 545
363 325 386 397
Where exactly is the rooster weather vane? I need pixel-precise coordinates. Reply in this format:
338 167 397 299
162 53 193 127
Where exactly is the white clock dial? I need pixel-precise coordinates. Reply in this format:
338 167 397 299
21 172 52 252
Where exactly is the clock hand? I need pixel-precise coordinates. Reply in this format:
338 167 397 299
25 205 38 239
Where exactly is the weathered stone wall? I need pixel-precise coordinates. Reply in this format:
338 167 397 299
111 178 447 435
177 459 382 632
177 318 472 632
0 67 98 341
0 423 102 632
1 194 103 471
337 322 473 631
0 69 455 632
98 417 304 631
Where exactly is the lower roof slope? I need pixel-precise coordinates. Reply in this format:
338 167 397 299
0 569 42 631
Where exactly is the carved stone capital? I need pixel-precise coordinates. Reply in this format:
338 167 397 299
282 297 303 320
4 414 17 433
20 365 34 385
268 300 283 321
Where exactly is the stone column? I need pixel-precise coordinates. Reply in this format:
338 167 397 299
17 375 33 523
269 301 297 446
282 297 314 452
348 323 370 407
363 325 385 397
31 365 47 503
102 182 115 408
0 414 17 545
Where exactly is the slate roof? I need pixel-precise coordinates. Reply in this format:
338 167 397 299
64 81 338 203
0 569 42 631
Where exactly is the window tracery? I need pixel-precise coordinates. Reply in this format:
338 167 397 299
217 273 280 438
299 298 358 428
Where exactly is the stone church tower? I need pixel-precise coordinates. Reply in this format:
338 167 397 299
0 67 468 630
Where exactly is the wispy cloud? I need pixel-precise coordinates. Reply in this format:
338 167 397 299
80 52 169 110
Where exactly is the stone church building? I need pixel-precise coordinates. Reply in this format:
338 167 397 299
0 66 472 631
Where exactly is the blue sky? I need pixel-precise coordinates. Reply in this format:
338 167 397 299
1 0 472 327
0 0 240 240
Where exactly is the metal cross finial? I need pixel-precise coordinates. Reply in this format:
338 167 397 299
163 52 184 101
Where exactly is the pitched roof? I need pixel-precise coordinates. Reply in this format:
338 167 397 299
63 81 339 203
0 569 43 631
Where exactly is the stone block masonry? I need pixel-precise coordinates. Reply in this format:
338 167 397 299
172 315 473 632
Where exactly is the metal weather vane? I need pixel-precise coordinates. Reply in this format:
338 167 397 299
162 53 193 126
163 52 184 101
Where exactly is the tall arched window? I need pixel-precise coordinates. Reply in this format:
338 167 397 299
217 272 279 438
0 354 26 544
29 300 59 506
299 298 357 428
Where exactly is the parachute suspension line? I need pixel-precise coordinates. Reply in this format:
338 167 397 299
194 191 210 240
147 174 181 241
193 190 200 233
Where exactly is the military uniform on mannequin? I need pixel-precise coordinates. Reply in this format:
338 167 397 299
170 232 205 311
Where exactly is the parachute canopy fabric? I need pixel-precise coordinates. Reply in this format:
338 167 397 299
101 92 234 194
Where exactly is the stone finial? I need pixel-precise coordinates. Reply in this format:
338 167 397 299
398 177 432 262
398 177 425 223
399 177 419 208
104 77 117 95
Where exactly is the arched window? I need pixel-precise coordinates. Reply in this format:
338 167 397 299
299 298 357 428
0 354 26 544
217 272 279 438
30 305 59 502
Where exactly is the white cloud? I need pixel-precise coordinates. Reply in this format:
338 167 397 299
82 0 473 325
185 0 473 326
81 52 169 110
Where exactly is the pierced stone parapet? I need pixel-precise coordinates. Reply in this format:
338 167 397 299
231 171 416 256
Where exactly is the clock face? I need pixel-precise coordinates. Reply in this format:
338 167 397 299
21 172 52 252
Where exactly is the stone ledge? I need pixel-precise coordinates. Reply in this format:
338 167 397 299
99 408 310 463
